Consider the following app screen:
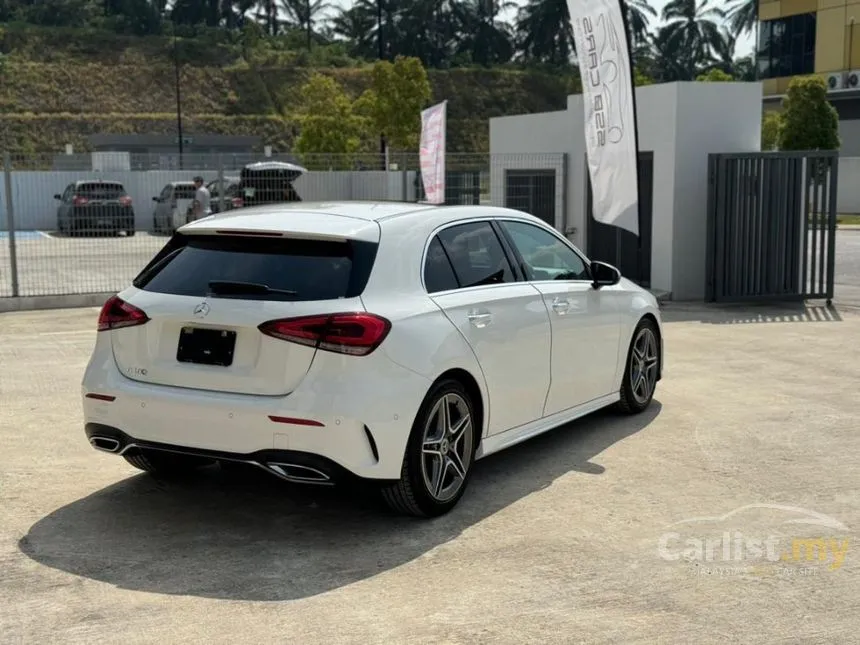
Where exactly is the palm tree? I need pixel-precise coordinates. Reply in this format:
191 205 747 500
515 0 574 66
625 0 657 48
278 0 331 49
726 0 757 38
661 0 726 80
452 0 516 66
330 4 378 58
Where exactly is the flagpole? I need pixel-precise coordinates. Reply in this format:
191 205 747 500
617 0 644 259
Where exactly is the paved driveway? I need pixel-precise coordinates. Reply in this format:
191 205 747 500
1 304 859 643
835 229 860 307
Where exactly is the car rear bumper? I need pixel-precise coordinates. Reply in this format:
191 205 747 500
67 206 135 231
81 333 432 480
85 423 357 485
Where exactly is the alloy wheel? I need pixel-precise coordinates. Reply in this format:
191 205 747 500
420 392 473 503
630 326 659 405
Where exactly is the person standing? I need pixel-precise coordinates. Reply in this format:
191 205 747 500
191 175 211 222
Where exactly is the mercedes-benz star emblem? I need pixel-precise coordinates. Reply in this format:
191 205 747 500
193 302 210 318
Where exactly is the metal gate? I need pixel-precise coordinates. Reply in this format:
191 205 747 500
705 152 837 303
415 170 482 204
586 151 654 287
505 170 556 227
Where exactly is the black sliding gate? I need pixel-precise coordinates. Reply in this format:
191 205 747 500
586 151 654 287
706 151 838 303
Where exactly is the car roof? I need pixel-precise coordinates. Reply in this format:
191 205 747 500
169 181 196 186
76 180 123 186
180 201 548 243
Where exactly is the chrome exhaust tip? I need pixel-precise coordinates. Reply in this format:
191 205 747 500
89 436 121 453
267 462 332 484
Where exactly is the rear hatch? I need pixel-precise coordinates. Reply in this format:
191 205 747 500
111 230 379 396
171 184 197 226
75 182 129 218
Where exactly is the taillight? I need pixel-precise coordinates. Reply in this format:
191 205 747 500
231 197 243 208
73 195 88 206
97 295 149 332
119 195 132 206
258 313 391 356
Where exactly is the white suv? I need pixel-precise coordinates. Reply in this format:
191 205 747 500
83 201 662 517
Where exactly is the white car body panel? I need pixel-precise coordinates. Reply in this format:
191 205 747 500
82 201 663 482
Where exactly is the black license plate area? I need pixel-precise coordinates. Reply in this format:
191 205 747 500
177 327 236 366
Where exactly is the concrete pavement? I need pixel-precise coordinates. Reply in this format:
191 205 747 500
1 303 860 644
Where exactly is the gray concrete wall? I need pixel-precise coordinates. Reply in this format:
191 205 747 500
671 82 763 300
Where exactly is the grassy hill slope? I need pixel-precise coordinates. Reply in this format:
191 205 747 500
0 24 580 154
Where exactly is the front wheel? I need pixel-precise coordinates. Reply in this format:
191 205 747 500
381 380 477 517
618 318 661 414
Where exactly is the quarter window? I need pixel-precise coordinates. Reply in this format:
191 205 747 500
423 236 460 293
500 220 590 281
435 221 515 289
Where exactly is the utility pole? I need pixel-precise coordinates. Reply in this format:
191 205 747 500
377 0 386 169
173 32 184 170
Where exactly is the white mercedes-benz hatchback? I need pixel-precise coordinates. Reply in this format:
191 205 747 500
83 201 663 517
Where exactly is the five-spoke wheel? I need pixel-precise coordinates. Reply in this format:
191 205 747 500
382 379 476 517
618 318 660 413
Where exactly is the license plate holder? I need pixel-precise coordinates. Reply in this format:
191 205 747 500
177 327 236 366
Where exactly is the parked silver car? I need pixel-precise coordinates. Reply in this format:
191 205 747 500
152 181 197 234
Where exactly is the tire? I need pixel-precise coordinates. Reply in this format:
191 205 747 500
123 450 213 477
618 317 661 414
126 228 136 237
381 379 477 517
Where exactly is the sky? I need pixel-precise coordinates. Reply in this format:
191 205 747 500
321 0 757 58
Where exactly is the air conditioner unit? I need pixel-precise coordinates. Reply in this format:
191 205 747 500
827 72 846 90
848 70 860 88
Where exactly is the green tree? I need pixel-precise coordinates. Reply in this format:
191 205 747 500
778 76 840 151
761 111 781 151
293 73 368 161
696 68 733 81
661 0 726 80
355 56 432 151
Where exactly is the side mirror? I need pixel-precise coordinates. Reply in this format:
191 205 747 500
152 196 160 202
54 194 61 200
590 261 621 288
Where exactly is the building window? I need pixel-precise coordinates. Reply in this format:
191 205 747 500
757 13 816 80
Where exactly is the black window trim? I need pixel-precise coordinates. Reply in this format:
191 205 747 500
494 217 593 284
420 218 522 295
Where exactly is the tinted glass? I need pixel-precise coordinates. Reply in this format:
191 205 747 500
134 235 378 302
501 221 589 281
77 183 125 198
436 221 515 289
423 236 459 293
757 13 816 80
173 185 197 199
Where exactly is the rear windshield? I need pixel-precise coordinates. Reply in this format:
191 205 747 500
133 234 378 302
173 185 197 199
77 183 125 197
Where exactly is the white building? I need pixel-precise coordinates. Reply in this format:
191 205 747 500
489 81 763 300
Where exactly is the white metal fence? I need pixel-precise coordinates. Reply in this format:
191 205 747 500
1 151 566 298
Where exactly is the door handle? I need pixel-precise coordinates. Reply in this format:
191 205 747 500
551 298 571 315
467 311 493 328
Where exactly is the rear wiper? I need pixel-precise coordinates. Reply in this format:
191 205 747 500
208 280 298 297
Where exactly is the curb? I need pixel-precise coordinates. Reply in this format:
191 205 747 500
0 292 112 313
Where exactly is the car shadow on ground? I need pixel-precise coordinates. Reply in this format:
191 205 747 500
19 402 661 602
660 302 843 325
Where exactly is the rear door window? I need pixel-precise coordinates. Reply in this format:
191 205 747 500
77 183 125 198
436 221 515 289
134 235 378 302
